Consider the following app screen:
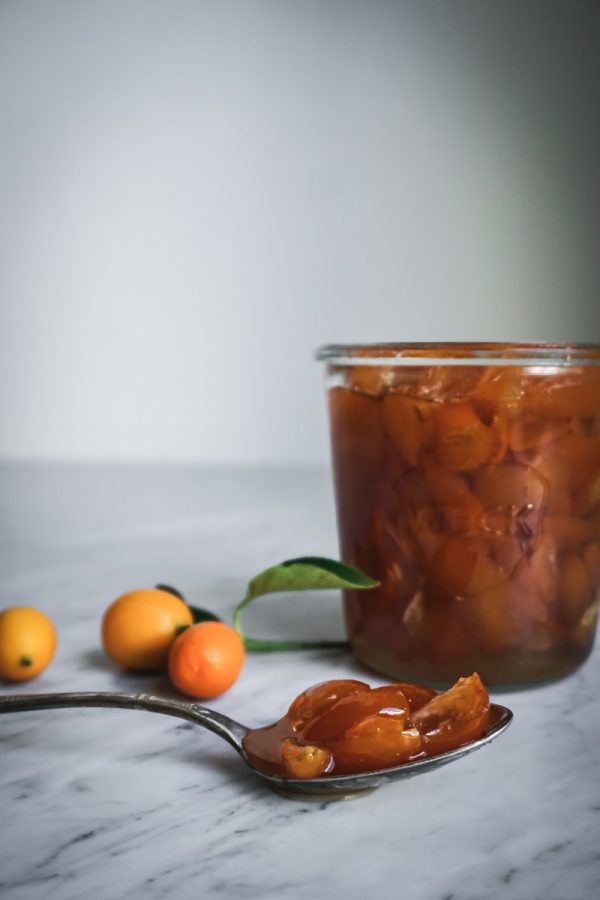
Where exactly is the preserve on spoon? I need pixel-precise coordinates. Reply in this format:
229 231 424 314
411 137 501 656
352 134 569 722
0 690 512 797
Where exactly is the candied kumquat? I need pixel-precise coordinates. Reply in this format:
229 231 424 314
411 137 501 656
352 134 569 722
459 582 515 653
287 679 368 728
531 436 600 493
382 394 433 467
243 675 491 779
544 515 595 550
571 603 599 648
329 387 383 480
522 379 600 420
327 718 422 772
474 463 546 513
424 464 483 535
470 369 524 418
326 354 600 685
346 365 396 396
583 543 600 584
411 673 490 755
508 417 572 454
559 553 592 623
419 593 474 664
281 740 333 779
428 538 505 598
303 685 408 742
432 402 496 470
391 682 436 711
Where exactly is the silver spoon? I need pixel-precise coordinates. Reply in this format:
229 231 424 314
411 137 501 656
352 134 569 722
0 691 513 798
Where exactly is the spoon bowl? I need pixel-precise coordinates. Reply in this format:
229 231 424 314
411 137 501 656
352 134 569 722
0 691 512 797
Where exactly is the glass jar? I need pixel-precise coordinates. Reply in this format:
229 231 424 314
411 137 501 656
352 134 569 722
317 343 600 687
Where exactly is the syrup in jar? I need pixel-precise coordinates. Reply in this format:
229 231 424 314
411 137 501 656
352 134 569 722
318 343 600 686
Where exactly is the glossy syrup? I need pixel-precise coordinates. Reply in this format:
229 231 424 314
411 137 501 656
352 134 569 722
243 674 490 779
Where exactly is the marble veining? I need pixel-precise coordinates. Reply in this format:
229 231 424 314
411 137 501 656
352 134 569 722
1 463 599 900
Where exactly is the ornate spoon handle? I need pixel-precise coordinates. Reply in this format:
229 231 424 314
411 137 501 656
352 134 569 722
0 691 248 754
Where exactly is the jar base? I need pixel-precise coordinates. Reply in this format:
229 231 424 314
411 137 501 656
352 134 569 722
349 637 595 691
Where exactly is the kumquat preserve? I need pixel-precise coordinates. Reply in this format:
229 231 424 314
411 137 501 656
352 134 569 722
317 344 600 687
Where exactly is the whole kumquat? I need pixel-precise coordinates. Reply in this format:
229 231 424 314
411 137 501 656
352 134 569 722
168 621 245 699
0 606 57 681
101 588 193 671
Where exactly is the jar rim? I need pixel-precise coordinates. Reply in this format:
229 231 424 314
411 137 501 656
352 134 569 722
316 342 600 366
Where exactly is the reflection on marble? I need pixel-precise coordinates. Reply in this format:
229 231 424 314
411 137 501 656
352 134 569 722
0 463 599 900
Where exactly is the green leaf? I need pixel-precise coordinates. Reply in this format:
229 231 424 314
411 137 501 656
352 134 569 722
155 583 186 601
187 604 222 624
233 556 379 652
155 584 222 624
246 556 379 599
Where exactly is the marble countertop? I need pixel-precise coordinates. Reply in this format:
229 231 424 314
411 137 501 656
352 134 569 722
1 463 599 900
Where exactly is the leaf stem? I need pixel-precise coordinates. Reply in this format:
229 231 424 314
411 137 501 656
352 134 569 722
232 595 249 638
233 591 349 652
243 638 349 652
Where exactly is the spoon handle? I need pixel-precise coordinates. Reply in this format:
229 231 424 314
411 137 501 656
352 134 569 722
0 691 248 754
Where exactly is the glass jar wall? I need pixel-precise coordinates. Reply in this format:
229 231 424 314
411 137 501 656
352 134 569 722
318 344 600 687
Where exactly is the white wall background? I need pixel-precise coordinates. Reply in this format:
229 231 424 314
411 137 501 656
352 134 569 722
1 0 598 464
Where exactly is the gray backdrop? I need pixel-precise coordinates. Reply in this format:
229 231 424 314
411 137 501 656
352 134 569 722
1 0 598 464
